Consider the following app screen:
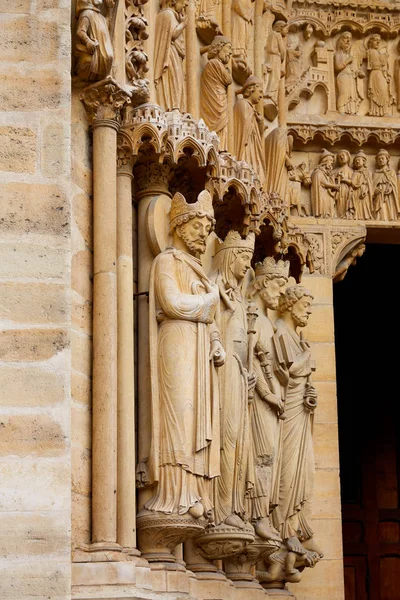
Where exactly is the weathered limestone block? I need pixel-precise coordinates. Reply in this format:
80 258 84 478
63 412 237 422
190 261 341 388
0 513 69 559
0 67 66 111
0 126 36 173
0 283 69 325
0 243 69 280
71 250 93 301
0 16 59 62
0 329 68 362
0 183 70 237
0 563 70 600
41 122 70 178
71 370 91 408
0 415 66 457
72 445 91 496
72 193 93 249
72 404 91 449
71 330 92 376
0 366 65 407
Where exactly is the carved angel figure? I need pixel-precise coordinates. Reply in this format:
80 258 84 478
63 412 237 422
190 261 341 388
154 0 188 111
366 34 393 117
247 258 289 542
272 286 323 568
209 231 255 529
200 36 233 151
264 21 288 105
334 31 363 115
75 0 114 82
311 150 339 218
332 149 355 219
234 76 265 183
142 191 226 518
352 151 373 220
372 149 400 221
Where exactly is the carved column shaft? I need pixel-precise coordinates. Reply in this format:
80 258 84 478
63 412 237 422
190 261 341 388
222 1 234 154
116 155 136 549
186 0 199 118
92 118 119 546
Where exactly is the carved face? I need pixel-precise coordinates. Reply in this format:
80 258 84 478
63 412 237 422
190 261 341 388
176 215 212 256
304 24 313 41
322 156 334 171
337 151 349 166
92 0 102 6
369 35 380 49
232 251 252 282
376 153 388 168
259 277 286 310
291 295 313 328
248 84 263 105
218 43 233 65
353 156 365 170
175 0 188 14
340 32 352 50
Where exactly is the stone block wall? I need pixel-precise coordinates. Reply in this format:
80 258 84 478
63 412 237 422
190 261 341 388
0 1 72 598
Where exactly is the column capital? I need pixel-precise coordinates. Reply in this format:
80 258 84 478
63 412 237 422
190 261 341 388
117 143 134 178
80 77 132 125
134 160 172 199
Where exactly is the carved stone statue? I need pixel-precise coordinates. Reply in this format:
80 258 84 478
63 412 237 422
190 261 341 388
234 76 265 183
247 257 289 542
264 21 288 105
231 0 254 72
285 34 301 93
264 127 293 200
372 149 400 221
366 34 393 117
209 230 255 529
334 31 363 115
196 0 221 45
394 40 400 111
154 0 188 111
311 150 339 218
352 151 373 220
75 0 114 82
332 149 355 219
200 36 233 151
142 190 226 520
271 286 323 578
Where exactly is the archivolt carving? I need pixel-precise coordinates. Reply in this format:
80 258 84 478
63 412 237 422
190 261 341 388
332 230 366 282
124 0 150 97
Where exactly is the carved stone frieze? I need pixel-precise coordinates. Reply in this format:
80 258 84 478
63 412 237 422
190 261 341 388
288 122 400 147
290 4 400 37
196 523 255 560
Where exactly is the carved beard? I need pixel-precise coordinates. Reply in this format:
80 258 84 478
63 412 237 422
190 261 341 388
292 311 309 328
177 227 206 257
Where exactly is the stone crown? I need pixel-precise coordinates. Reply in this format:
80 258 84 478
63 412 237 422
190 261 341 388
214 230 255 254
254 256 290 279
169 190 214 229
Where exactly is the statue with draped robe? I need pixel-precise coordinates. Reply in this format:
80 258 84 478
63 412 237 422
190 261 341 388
154 0 188 111
247 257 289 542
200 36 233 151
209 230 256 529
311 150 339 218
372 149 400 221
234 76 265 183
352 151 373 220
75 0 114 82
271 286 323 577
141 190 226 521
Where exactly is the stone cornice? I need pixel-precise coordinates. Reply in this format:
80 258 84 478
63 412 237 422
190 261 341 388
288 121 400 146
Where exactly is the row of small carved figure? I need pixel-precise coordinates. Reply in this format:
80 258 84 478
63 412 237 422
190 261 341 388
306 148 400 221
137 191 323 587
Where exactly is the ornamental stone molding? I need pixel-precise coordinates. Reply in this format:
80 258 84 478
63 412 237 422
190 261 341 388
289 122 400 147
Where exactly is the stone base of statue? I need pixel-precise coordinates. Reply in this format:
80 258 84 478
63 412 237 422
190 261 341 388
223 535 281 590
137 509 208 563
257 542 321 590
195 522 255 562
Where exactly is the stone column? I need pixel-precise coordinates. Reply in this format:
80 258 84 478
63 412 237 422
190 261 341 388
116 142 137 551
186 0 199 118
81 79 131 550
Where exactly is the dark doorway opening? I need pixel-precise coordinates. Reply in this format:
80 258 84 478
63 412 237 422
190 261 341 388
334 243 400 600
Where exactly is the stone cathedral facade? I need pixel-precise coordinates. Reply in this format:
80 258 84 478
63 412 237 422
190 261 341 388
1 0 400 599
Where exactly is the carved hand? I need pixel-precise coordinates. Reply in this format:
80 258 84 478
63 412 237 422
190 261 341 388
203 279 220 299
210 339 226 367
247 371 257 392
264 393 284 415
86 39 99 55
